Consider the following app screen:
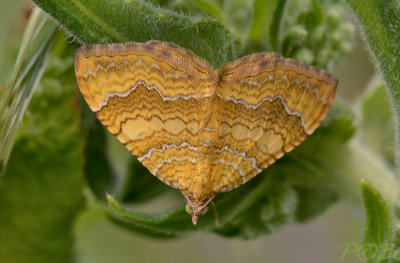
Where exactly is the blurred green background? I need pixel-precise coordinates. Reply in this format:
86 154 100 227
0 1 375 262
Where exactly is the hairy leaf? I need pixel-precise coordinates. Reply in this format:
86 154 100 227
362 181 392 263
119 157 171 203
32 0 234 68
0 46 85 263
360 79 395 168
345 0 400 171
81 106 116 201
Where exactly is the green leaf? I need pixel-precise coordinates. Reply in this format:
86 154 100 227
0 0 27 82
146 0 174 8
281 25 308 61
213 171 298 238
107 171 281 236
294 185 337 222
170 0 224 21
107 194 194 234
285 100 398 212
192 0 224 21
269 0 287 51
81 108 117 201
247 0 276 51
221 0 254 48
107 215 180 239
344 0 400 171
360 79 395 168
119 157 171 203
0 8 56 168
362 180 392 263
318 98 356 142
297 0 324 31
0 43 85 263
32 0 234 68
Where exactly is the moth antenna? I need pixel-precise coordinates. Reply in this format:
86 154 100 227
210 201 220 227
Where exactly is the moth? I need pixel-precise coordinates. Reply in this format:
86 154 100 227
75 40 337 224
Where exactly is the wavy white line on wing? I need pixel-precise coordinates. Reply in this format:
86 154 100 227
150 63 188 79
239 74 327 104
303 82 327 104
222 93 309 132
212 159 245 177
215 145 261 173
84 60 129 78
138 142 199 162
152 157 197 175
92 80 212 112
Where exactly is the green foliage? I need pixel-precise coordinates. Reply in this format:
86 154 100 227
0 41 85 262
81 108 116 201
32 0 234 68
247 0 277 51
119 157 171 203
345 0 400 172
362 181 392 263
281 0 354 68
269 0 287 52
108 169 298 238
0 8 57 167
1 0 400 261
360 79 395 168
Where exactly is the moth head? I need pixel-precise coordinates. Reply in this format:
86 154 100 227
185 202 209 225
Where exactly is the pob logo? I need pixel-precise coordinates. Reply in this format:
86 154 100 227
340 242 400 261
